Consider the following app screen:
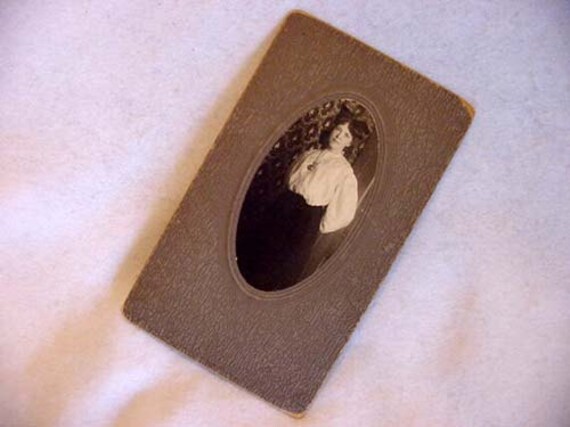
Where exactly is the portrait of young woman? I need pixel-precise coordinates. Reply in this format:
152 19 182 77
236 99 377 292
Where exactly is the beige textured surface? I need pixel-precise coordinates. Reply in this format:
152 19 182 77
1 1 569 426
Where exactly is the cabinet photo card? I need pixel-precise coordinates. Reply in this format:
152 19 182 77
124 11 474 416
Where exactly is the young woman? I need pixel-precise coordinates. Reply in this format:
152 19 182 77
239 112 365 291
288 119 358 234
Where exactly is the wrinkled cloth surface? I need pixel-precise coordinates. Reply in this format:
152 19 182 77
1 1 569 426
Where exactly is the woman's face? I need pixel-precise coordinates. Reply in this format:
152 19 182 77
328 123 353 152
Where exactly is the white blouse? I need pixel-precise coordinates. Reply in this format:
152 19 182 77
288 148 358 234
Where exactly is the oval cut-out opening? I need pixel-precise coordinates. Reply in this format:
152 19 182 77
236 98 379 292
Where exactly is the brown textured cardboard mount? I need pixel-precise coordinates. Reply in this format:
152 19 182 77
123 11 474 415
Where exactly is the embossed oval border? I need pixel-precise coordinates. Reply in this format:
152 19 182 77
227 91 388 301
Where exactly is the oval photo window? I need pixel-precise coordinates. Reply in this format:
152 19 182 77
236 98 379 292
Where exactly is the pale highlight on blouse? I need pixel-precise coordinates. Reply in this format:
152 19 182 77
288 148 358 233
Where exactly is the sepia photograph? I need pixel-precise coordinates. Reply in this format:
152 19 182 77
120 12 477 415
236 99 377 291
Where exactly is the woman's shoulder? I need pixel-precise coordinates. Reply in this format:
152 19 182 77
295 147 318 162
324 150 353 172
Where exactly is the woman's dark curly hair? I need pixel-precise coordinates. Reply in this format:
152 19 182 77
318 105 373 157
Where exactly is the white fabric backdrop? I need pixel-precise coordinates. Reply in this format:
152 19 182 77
1 1 569 426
